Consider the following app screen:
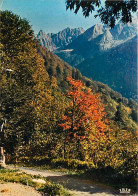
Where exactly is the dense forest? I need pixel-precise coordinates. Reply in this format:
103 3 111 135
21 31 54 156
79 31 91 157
0 11 137 190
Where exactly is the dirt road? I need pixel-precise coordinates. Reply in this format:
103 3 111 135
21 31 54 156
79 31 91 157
6 165 117 196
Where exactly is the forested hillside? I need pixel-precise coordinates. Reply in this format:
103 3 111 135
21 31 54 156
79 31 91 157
0 11 137 190
37 44 138 130
77 35 137 100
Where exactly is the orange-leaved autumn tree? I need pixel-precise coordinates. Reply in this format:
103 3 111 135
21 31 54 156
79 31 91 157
59 77 107 160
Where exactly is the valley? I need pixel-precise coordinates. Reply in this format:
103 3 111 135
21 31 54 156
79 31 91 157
37 20 137 100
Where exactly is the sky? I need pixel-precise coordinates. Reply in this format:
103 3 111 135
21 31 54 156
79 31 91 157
0 0 101 34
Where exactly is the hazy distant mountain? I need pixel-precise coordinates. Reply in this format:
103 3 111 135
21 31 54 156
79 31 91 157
37 27 85 51
55 21 137 66
76 35 137 100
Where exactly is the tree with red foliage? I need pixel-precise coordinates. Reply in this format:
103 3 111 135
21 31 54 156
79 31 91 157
59 77 107 159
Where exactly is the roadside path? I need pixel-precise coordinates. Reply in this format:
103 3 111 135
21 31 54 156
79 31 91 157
6 165 117 196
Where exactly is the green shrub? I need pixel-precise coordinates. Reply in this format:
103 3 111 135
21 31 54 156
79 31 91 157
19 157 95 170
38 182 72 196
19 156 51 166
51 158 94 170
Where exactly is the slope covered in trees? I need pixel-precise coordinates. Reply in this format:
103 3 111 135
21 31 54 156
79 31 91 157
37 44 138 132
0 11 137 190
76 35 137 100
0 11 65 154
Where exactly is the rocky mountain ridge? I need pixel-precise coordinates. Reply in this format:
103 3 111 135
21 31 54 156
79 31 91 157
37 27 85 51
56 21 137 65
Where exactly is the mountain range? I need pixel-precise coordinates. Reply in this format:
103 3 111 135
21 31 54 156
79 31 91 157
37 20 137 100
55 21 137 65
